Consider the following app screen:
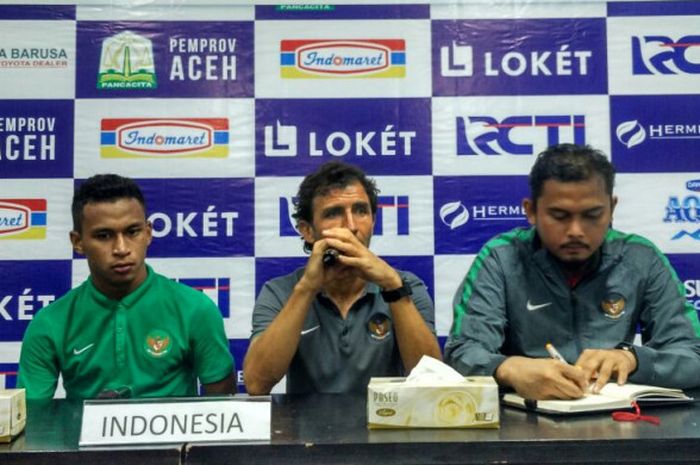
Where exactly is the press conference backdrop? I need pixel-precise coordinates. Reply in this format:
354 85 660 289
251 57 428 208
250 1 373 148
0 0 698 394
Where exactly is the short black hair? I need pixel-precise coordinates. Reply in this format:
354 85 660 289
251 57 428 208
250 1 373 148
529 144 615 207
72 174 146 232
293 161 379 252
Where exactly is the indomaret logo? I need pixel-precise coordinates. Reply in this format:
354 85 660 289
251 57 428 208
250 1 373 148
97 31 157 90
101 118 229 158
280 39 405 78
0 199 47 239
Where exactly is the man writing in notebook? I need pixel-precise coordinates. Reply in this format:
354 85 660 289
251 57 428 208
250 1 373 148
244 161 441 394
445 144 700 400
18 174 236 399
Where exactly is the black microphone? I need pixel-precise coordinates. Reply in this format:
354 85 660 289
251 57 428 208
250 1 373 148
322 248 340 266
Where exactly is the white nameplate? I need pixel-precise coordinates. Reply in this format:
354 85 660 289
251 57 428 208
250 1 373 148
79 397 271 446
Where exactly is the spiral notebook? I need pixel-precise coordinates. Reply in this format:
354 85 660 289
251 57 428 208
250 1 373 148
502 383 693 415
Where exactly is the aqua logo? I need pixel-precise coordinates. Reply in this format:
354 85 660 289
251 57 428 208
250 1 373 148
686 180 700 192
101 118 229 158
97 31 157 90
0 199 46 239
280 39 405 78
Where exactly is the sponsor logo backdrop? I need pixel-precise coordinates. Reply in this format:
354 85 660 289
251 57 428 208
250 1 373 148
1 1 698 393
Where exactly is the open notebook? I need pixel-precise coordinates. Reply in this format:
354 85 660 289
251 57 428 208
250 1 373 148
502 383 693 415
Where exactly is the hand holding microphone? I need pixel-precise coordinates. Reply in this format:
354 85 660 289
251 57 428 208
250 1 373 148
322 248 340 266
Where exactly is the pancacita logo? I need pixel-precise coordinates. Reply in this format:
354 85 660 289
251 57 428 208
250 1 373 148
97 31 157 90
100 118 229 158
280 39 405 78
0 199 47 239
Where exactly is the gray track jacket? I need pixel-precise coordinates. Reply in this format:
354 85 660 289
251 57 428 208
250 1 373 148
444 227 700 389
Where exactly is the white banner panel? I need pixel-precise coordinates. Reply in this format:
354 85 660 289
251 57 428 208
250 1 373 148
615 173 700 254
74 98 254 178
0 20 76 99
432 95 610 176
607 16 700 95
0 179 73 260
434 254 475 337
255 19 431 98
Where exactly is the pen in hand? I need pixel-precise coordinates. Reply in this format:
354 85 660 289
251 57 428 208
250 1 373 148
545 342 568 364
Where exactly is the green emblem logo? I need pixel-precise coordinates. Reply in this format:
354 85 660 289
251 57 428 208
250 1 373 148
97 31 157 90
144 330 171 357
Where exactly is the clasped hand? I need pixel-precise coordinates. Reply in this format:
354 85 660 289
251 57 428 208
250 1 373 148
301 228 399 292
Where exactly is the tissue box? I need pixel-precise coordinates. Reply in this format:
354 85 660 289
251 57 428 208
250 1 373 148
367 376 499 429
0 389 26 442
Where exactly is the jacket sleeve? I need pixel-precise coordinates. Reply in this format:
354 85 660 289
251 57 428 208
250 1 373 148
444 250 509 376
17 316 59 399
629 251 700 389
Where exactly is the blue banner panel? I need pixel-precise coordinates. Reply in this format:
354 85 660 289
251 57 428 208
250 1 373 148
73 178 255 258
256 98 431 176
0 260 72 341
76 21 254 98
611 95 700 173
434 176 530 254
0 363 18 389
255 4 429 20
608 1 700 16
0 100 74 178
0 5 75 20
432 18 607 96
667 254 700 316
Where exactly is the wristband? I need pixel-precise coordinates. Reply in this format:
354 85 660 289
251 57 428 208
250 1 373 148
381 277 412 303
615 342 639 374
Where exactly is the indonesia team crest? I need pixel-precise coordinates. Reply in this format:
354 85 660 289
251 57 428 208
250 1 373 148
144 330 172 357
601 295 626 319
368 313 391 340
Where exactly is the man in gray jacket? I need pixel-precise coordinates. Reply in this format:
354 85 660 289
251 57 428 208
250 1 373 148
445 144 700 400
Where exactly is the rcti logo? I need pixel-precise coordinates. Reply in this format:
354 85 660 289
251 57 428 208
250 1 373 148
101 118 229 158
279 195 410 237
97 31 157 90
280 39 406 78
439 200 525 230
0 199 47 239
457 115 585 155
631 35 700 75
176 277 230 318
616 119 700 149
664 179 700 241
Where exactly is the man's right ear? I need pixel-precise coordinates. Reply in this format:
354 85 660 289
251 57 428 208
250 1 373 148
69 231 84 255
297 221 314 244
523 198 536 226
